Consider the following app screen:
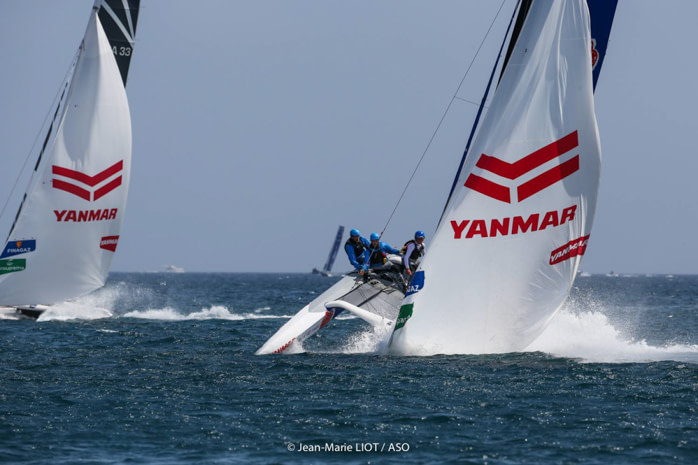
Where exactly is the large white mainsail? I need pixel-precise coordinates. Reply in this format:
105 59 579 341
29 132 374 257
390 0 603 354
0 1 139 308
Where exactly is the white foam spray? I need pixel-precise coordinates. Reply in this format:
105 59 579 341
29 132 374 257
339 323 394 355
30 282 293 322
527 307 698 364
37 303 113 321
335 293 698 362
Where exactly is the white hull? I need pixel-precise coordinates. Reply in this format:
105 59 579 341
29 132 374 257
0 304 50 319
257 270 405 355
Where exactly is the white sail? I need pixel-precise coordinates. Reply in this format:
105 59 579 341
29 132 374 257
390 0 601 354
0 10 131 306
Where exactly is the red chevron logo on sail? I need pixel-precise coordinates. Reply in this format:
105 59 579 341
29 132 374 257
464 131 579 203
52 160 123 201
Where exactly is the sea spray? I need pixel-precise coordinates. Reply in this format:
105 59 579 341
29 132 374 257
529 306 698 363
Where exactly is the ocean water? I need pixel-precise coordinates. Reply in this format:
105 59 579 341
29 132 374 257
1 272 697 464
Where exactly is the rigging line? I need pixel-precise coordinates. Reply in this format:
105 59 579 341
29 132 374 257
379 0 510 238
0 50 79 234
439 0 521 227
454 95 487 107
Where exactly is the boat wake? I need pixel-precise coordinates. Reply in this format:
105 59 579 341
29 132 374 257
37 303 113 321
34 285 121 321
122 306 293 321
23 284 294 322
35 303 293 322
528 308 698 364
301 296 698 363
340 324 394 354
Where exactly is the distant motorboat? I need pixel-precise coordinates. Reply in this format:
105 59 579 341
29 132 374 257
164 265 185 273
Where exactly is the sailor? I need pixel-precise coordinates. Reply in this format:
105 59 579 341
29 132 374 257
345 228 370 272
401 230 426 277
362 232 400 273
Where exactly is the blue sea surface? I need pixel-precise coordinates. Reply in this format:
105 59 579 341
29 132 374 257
1 273 697 464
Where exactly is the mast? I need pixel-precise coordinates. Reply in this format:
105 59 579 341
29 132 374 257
499 0 532 85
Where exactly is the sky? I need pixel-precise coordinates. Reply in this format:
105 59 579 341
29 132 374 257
1 0 697 274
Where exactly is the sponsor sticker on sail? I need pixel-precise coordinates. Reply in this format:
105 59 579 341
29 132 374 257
464 131 579 203
100 235 119 252
405 271 425 296
0 259 26 275
54 209 118 222
52 160 123 201
0 240 36 259
450 205 577 239
395 303 414 330
550 235 590 265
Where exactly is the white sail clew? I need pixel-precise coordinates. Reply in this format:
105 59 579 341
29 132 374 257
0 9 131 306
390 0 601 354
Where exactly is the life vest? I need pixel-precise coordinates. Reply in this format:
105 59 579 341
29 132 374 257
401 239 424 261
368 246 387 265
345 238 366 263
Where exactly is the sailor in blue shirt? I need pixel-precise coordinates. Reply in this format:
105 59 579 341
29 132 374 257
344 228 370 271
362 232 400 272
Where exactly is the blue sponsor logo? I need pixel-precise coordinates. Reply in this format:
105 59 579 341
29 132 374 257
0 240 36 259
405 270 425 297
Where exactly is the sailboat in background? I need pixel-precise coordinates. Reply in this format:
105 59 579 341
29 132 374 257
0 0 140 319
258 0 617 355
312 225 345 277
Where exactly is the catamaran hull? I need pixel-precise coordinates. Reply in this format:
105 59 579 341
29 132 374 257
0 305 49 319
256 271 405 355
255 303 342 355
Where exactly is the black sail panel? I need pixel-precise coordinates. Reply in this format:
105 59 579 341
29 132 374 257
98 0 140 87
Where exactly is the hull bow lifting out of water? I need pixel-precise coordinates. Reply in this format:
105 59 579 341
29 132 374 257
256 266 405 355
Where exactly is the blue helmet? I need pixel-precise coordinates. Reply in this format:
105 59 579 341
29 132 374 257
350 228 361 237
370 233 380 241
415 230 425 239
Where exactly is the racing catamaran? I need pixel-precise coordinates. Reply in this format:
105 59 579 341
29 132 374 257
257 0 617 355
